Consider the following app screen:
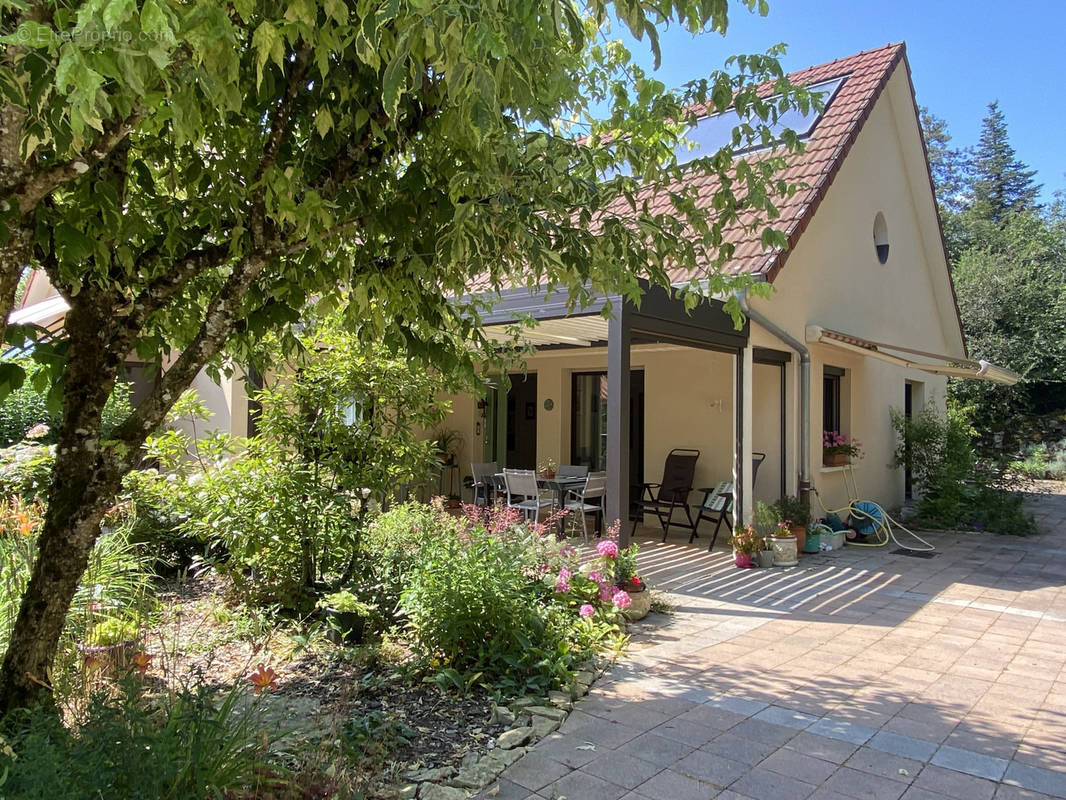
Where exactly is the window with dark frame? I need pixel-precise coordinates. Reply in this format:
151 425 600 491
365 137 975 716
823 365 843 435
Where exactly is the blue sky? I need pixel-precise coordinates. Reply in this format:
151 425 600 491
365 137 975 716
621 0 1065 203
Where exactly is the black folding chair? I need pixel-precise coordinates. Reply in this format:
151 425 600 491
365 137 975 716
692 452 767 551
631 448 700 541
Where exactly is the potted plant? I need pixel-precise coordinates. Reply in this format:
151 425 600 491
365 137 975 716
730 526 761 568
538 457 558 479
432 428 463 465
757 537 775 568
317 590 374 645
775 495 811 556
770 520 799 567
592 538 652 621
78 617 140 671
823 431 863 467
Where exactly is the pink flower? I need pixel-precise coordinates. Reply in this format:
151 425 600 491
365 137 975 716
598 585 614 602
612 590 632 610
588 571 603 584
579 604 595 618
558 567 572 580
555 579 571 593
596 540 619 559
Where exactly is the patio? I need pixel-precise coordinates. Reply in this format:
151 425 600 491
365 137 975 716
478 488 1066 800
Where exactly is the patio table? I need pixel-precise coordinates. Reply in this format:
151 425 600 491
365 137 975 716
538 476 589 535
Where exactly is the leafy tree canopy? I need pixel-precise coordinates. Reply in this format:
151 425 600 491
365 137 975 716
0 0 813 710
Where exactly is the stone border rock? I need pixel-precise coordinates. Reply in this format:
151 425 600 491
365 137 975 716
401 658 610 799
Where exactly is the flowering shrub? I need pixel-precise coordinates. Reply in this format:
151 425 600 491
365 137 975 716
392 503 627 695
823 430 863 459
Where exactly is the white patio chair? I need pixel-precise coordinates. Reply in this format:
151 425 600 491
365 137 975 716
564 473 607 542
503 469 555 523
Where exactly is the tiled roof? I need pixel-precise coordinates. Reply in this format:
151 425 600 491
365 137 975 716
668 42 908 283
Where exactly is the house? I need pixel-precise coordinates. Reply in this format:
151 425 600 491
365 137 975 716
433 43 1017 539
9 43 1017 540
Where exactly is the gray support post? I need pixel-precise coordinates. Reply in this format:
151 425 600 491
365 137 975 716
607 311 631 545
734 348 745 525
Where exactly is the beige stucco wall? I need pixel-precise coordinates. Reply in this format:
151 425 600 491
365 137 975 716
747 65 956 513
438 344 788 509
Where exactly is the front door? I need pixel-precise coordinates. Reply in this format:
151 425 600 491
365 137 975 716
570 371 644 498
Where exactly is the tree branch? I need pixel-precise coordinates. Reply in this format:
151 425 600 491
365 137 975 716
5 112 142 215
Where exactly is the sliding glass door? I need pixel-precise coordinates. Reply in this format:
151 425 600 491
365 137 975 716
570 371 644 492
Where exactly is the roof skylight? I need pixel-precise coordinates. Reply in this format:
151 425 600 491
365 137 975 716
675 76 846 165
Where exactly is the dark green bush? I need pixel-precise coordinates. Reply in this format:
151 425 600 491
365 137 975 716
0 683 284 799
892 403 1036 535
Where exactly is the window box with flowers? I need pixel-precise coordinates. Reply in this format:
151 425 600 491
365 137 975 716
823 431 863 467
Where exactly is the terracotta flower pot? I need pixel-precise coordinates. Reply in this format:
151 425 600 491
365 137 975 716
790 524 807 556
823 452 849 467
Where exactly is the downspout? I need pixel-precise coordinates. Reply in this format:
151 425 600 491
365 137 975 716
736 287 812 500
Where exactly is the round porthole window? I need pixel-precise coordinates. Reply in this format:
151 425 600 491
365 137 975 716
873 212 889 264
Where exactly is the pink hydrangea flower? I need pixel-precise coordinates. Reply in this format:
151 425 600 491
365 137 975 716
579 604 595 618
558 567 572 580
555 579 570 593
612 590 632 610
598 585 613 602
588 571 603 584
596 540 619 558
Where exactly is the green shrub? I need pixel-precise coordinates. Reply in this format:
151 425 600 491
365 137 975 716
892 403 1036 535
1010 439 1066 479
0 362 52 447
396 505 621 695
0 444 54 502
0 683 285 799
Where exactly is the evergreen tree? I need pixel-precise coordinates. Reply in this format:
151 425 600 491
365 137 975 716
919 107 970 214
970 101 1041 222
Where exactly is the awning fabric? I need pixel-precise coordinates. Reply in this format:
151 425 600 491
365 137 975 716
805 325 1020 385
8 295 69 328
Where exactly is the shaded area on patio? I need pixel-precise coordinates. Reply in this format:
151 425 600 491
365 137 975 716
478 488 1066 800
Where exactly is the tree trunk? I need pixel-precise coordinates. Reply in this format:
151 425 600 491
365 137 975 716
0 459 121 711
0 293 124 712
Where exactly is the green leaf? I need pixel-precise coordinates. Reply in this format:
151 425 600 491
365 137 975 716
251 21 284 88
1 21 55 49
381 36 411 121
0 362 26 404
102 0 135 29
54 223 95 263
314 107 334 139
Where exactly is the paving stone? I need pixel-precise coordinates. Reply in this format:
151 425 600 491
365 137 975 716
526 733 599 769
730 718 800 747
580 750 662 790
845 746 923 783
541 769 630 800
702 731 780 765
807 717 878 745
869 731 940 762
420 785 469 800
900 788 956 800
672 749 748 786
996 785 1059 800
755 705 820 730
616 731 695 767
652 718 719 747
677 704 749 731
730 766 818 800
913 765 997 800
785 732 862 764
759 747 838 785
563 720 644 748
822 766 909 800
1003 762 1066 799
634 767 721 800
500 753 572 792
708 695 770 717
931 745 1009 781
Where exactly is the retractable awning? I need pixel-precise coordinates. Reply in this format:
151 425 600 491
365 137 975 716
805 325 1021 385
